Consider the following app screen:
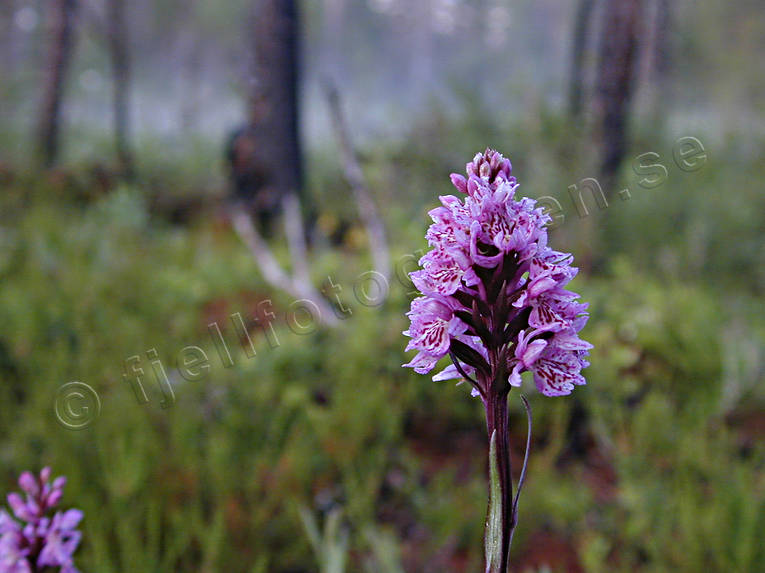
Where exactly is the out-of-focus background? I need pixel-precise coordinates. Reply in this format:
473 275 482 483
1 0 764 571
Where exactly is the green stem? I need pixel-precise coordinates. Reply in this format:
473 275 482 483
485 394 512 573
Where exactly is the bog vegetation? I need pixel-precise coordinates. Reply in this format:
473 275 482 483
1 109 764 571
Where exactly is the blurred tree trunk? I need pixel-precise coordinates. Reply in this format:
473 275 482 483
648 0 673 120
251 0 302 196
107 0 135 179
174 0 200 132
595 0 644 192
568 0 596 119
653 0 672 77
321 0 346 81
0 0 16 127
0 0 16 79
36 0 78 168
230 0 338 323
179 39 202 132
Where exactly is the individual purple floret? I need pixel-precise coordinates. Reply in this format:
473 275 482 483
403 149 592 572
0 468 83 573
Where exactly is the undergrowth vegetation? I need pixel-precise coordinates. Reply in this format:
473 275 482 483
0 111 763 571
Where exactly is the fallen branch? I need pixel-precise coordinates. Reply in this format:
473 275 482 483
282 191 312 288
229 205 339 326
228 81 389 328
324 81 391 283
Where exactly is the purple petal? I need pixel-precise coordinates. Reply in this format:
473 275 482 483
432 364 461 382
403 351 440 375
449 173 467 194
46 488 63 508
6 494 33 522
58 510 84 530
17 473 38 497
0 510 19 534
521 339 548 367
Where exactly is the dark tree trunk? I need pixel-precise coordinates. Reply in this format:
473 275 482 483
251 0 302 196
650 0 673 113
36 0 78 168
107 0 135 179
653 0 672 75
568 0 596 119
595 0 644 192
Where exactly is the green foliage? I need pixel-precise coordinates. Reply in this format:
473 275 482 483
298 506 349 573
0 110 763 572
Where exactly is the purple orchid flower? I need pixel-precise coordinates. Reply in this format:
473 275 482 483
404 149 592 571
0 468 83 573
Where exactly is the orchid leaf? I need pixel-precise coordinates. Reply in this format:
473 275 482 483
484 430 504 573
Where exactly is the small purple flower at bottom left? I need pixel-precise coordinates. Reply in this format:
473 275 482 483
0 468 83 573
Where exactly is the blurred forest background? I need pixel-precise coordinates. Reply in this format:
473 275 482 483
1 0 764 571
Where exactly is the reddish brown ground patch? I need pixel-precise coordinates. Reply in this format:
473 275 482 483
515 528 583 572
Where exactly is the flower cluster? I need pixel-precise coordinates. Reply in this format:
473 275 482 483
404 149 591 397
0 468 83 573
